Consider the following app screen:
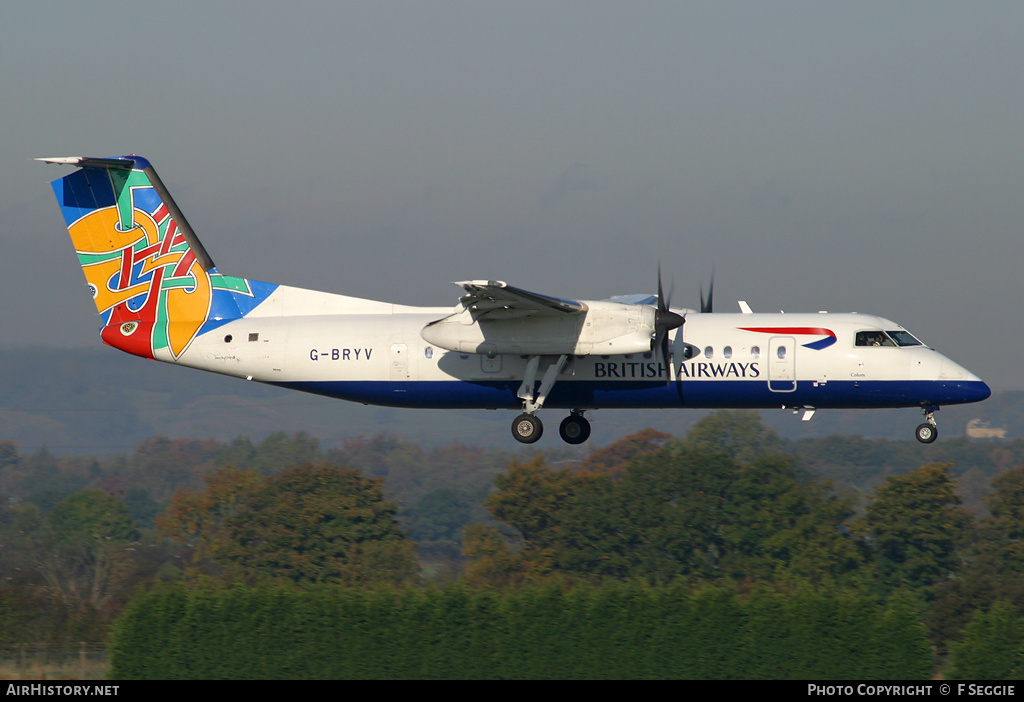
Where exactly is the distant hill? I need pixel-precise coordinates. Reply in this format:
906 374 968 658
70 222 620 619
0 346 1009 455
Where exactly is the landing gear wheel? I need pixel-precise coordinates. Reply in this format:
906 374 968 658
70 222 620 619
512 414 543 444
559 415 592 445
915 423 938 444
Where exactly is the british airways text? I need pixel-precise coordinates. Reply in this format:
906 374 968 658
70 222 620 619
593 361 760 379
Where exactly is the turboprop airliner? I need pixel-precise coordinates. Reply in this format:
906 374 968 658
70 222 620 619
39 155 991 445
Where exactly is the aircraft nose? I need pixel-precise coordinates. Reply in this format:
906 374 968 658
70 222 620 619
966 379 992 403
945 363 991 404
928 352 991 405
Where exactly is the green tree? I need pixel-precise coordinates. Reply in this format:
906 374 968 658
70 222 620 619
854 463 974 595
411 488 473 543
460 523 532 588
156 465 264 580
125 437 223 503
684 410 783 465
480 456 599 581
35 489 140 610
485 456 598 549
0 497 42 583
160 463 419 586
718 454 863 585
467 416 864 586
930 465 1024 647
574 428 672 476
584 444 735 580
948 601 1024 680
234 431 324 475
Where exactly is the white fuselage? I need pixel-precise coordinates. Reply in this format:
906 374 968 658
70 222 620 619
169 285 989 413
42 155 991 444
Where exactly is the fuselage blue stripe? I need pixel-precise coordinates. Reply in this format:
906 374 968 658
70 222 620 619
269 379 992 411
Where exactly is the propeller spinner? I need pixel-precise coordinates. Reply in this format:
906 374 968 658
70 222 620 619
654 269 684 364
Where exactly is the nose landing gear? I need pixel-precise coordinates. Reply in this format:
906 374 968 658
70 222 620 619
915 407 938 444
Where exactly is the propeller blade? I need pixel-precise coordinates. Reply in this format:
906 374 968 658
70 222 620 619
674 320 685 402
700 269 715 313
655 265 683 331
653 265 684 387
657 266 667 313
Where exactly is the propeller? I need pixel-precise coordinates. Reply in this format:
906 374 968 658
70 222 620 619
654 267 685 374
699 268 715 313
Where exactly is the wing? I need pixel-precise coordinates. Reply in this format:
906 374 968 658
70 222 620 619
425 281 658 355
454 280 587 320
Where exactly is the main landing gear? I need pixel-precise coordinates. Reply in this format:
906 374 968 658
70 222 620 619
511 411 591 445
915 407 939 444
512 413 544 443
509 354 593 445
559 412 592 445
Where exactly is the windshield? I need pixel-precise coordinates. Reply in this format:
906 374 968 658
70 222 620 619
855 330 923 347
887 330 923 347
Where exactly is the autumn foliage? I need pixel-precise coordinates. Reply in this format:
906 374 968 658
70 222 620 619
8 412 1024 676
157 463 419 586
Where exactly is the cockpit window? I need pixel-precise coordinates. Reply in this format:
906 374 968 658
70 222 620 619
856 331 895 347
855 331 922 347
887 330 923 347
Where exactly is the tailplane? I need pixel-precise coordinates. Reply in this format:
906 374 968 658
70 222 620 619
40 156 271 361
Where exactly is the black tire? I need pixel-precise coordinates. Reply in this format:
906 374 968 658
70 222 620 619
915 423 938 444
559 415 592 445
512 414 543 444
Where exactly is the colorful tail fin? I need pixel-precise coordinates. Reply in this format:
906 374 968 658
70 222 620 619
39 156 271 361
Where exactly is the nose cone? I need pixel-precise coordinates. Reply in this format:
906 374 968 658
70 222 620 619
937 355 991 404
963 378 992 403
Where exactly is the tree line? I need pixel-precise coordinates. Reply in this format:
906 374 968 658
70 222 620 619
4 411 1024 676
110 584 934 679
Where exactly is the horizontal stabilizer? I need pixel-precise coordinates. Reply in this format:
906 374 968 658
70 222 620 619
36 156 143 170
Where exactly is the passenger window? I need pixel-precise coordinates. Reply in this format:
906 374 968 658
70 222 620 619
704 346 713 359
751 346 760 359
723 346 733 359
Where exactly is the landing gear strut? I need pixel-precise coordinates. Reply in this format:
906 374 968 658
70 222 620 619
915 407 938 444
510 355 595 445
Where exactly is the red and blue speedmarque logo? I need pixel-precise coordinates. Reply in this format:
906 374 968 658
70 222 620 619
738 327 837 351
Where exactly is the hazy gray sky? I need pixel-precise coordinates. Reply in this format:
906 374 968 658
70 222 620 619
4 2 1022 391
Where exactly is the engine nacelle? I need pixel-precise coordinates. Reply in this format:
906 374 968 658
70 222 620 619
421 300 657 356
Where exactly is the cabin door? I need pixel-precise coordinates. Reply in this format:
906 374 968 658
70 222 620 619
768 337 796 392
